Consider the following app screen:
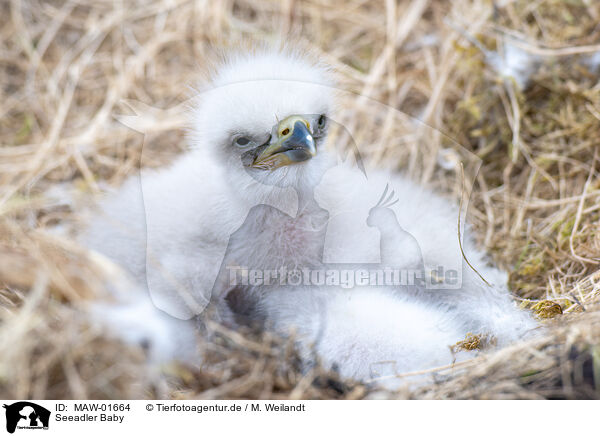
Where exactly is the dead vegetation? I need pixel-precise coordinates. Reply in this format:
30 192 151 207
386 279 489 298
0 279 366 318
1 0 600 399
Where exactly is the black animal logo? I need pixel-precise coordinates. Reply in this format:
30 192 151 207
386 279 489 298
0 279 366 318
2 402 50 434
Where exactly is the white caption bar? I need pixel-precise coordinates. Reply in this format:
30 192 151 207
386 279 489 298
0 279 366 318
0 400 594 436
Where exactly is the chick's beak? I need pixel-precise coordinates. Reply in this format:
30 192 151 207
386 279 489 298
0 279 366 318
252 115 316 170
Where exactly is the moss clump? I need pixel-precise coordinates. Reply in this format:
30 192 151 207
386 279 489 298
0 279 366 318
532 300 563 319
452 333 496 352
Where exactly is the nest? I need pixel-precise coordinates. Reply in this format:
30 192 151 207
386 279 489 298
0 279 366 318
1 0 600 399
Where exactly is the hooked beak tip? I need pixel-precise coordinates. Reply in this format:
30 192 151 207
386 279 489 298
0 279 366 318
251 118 316 169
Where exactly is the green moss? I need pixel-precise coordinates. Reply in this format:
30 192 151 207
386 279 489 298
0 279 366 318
16 113 34 144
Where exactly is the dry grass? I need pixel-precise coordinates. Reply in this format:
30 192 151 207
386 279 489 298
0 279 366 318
1 0 600 399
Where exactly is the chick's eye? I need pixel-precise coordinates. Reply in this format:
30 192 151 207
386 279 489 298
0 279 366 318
318 114 327 128
234 137 250 147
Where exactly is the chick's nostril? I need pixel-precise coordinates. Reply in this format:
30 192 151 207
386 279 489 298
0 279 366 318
281 128 290 136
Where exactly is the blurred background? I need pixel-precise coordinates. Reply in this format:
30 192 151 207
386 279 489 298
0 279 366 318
1 0 600 399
